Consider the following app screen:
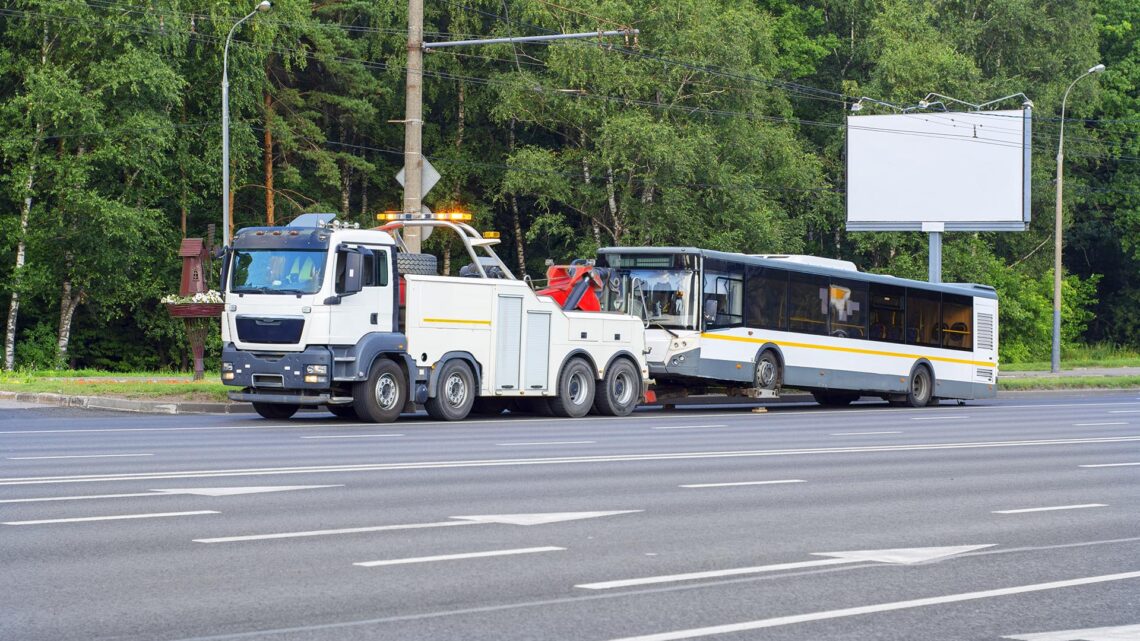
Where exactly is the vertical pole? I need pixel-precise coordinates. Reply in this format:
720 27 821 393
1052 132 1064 374
403 0 424 254
221 71 231 247
928 231 942 284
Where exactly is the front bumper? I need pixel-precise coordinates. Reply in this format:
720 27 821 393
222 344 334 391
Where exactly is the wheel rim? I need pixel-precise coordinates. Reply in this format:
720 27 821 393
612 370 634 405
912 371 928 400
568 371 588 405
757 357 777 388
444 372 467 407
374 373 399 410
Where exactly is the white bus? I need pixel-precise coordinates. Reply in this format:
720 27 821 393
595 247 998 407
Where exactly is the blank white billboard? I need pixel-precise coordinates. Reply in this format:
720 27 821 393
846 109 1031 231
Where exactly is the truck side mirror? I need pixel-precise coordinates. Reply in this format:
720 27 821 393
343 251 365 295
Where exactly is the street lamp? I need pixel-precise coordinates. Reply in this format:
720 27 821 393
222 0 272 248
1052 63 1105 373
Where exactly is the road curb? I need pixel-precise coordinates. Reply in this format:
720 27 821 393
0 390 253 415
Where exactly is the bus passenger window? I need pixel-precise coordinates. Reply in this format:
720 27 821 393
868 283 905 343
942 294 972 351
787 273 829 335
829 280 868 339
744 267 787 330
906 289 941 347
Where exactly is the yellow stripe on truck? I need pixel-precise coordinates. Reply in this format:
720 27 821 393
423 317 491 325
700 332 996 367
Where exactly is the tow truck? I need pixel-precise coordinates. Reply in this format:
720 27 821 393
220 214 649 422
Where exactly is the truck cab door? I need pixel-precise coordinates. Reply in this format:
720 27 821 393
328 245 395 345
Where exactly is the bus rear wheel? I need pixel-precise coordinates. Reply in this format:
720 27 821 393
906 366 934 408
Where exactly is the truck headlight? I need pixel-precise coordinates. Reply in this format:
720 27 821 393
305 365 328 375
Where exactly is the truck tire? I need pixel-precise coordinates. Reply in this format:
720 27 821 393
327 404 358 419
397 252 437 276
548 358 595 418
252 402 299 420
593 358 639 417
425 360 476 421
353 359 405 423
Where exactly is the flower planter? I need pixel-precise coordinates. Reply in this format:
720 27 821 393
165 303 224 380
165 303 225 318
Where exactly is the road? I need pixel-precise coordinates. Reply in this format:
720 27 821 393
2 392 1138 641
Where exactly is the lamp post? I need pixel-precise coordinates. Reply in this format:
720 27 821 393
1052 63 1105 373
222 1 271 249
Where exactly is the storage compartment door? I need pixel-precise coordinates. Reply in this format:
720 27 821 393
495 296 523 390
524 312 551 391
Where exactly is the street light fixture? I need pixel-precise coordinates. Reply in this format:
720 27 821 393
222 0 272 249
1052 63 1105 373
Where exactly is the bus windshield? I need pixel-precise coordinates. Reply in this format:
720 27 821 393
602 268 699 330
230 249 327 295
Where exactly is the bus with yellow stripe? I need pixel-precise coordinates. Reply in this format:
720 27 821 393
595 247 998 407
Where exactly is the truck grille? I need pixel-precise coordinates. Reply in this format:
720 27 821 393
236 317 304 344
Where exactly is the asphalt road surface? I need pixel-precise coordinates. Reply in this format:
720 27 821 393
2 392 1138 641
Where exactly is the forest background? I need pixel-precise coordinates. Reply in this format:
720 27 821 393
1 0 1137 372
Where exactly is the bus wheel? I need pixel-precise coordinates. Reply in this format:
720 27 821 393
353 359 405 423
549 358 596 418
906 366 933 408
594 358 639 417
755 350 781 390
426 360 476 421
253 402 299 420
327 404 358 419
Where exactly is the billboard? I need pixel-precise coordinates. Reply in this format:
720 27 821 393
846 109 1031 231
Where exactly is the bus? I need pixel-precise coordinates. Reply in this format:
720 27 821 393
594 247 998 407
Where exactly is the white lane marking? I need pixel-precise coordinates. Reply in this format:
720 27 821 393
577 545 991 591
6 453 153 460
0 485 341 504
993 504 1106 514
910 416 968 421
195 510 641 543
1004 623 1140 640
301 434 404 439
497 441 596 446
603 571 1140 641
3 510 219 525
4 436 1140 486
652 425 728 430
1109 410 1140 414
355 546 564 567
830 431 902 436
680 480 805 488
1075 422 1128 427
3 400 1140 435
1080 462 1140 468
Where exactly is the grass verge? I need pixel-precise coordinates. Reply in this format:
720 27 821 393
997 375 1140 391
0 373 229 403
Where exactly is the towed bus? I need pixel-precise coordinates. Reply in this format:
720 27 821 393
594 247 998 407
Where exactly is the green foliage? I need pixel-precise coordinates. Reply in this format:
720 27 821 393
0 0 1133 373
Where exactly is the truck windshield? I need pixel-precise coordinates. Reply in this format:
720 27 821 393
602 268 699 330
230 249 327 295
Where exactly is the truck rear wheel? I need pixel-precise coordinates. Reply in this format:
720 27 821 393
353 359 405 423
593 358 639 417
548 358 595 418
425 360 475 421
252 402 299 420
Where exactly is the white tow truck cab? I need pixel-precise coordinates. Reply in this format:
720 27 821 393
221 214 648 423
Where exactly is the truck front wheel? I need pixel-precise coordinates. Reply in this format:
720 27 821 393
353 359 405 423
425 360 476 421
252 402 299 420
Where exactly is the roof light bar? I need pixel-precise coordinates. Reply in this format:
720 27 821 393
377 211 472 222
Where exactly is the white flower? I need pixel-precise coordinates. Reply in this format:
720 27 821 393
162 290 223 304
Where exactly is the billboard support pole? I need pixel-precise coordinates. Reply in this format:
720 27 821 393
923 223 944 284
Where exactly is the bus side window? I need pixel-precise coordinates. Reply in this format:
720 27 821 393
941 293 972 351
744 266 787 330
829 279 868 339
869 283 905 343
787 273 828 335
905 289 941 347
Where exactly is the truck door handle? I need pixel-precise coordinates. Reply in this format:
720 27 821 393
370 313 378 325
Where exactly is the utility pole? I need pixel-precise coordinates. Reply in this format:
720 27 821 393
402 0 425 253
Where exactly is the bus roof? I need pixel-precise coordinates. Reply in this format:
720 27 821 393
597 246 998 301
